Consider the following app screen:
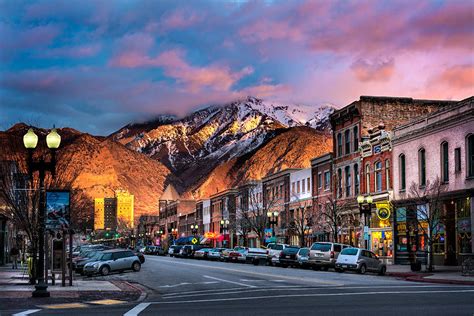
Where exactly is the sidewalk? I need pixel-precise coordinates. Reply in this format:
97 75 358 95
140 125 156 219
0 265 146 310
386 264 474 285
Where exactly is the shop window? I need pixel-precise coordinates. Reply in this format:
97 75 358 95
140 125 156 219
385 159 390 190
399 154 406 191
354 164 359 195
455 147 461 173
345 129 351 155
467 134 474 177
345 166 351 197
337 133 342 157
419 148 426 187
353 126 359 152
375 161 382 192
441 141 449 183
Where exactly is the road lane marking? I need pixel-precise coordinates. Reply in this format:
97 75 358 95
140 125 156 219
146 256 341 286
40 303 88 309
159 281 219 288
151 289 474 304
13 310 41 316
203 275 257 288
124 303 151 316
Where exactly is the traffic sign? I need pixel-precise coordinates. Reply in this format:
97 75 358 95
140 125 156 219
191 237 198 244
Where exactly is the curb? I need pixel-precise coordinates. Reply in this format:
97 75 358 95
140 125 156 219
405 275 474 286
122 281 148 302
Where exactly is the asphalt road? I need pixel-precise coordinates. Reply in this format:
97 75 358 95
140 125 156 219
6 255 474 315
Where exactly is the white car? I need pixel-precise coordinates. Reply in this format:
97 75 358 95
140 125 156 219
266 243 289 265
208 248 225 260
335 248 386 275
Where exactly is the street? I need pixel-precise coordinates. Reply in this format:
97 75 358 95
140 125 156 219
5 255 474 316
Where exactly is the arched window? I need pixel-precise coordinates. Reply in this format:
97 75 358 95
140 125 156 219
468 135 474 177
354 164 359 195
441 142 449 183
345 166 351 197
353 126 359 152
344 129 351 155
337 133 342 157
399 154 406 191
375 161 382 192
365 164 371 193
385 159 390 190
419 148 426 186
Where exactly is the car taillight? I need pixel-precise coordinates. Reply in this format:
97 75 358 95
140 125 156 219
279 252 284 258
330 251 335 259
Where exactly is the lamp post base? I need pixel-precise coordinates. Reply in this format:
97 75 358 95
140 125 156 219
32 282 50 298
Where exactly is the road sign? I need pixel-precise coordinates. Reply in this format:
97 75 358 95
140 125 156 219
191 237 198 244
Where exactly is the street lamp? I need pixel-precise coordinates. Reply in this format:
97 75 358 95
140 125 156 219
357 195 373 249
220 219 230 246
23 127 61 298
190 224 198 236
267 211 279 237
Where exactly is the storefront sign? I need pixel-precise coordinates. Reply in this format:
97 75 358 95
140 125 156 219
376 202 391 221
204 232 219 239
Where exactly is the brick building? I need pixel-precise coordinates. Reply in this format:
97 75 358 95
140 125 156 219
210 189 238 247
311 153 333 242
330 96 455 247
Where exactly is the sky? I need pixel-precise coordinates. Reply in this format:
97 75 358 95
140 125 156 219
0 0 473 135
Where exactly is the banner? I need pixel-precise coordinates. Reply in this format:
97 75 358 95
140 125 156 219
264 228 273 243
46 190 70 230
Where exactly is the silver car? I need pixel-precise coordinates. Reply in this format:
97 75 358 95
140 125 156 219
296 247 310 268
308 242 350 270
335 248 386 275
84 249 141 276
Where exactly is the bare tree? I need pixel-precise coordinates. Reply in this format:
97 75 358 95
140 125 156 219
408 177 446 272
289 192 317 247
313 193 350 244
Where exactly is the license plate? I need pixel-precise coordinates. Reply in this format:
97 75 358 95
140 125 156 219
286 255 290 258
317 253 323 257
342 265 348 268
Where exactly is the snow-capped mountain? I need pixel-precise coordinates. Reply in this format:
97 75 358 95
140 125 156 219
110 97 334 188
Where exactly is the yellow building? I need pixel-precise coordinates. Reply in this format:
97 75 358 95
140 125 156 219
94 198 105 230
116 190 134 229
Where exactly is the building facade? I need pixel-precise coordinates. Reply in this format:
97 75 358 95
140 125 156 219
289 168 313 246
311 153 333 242
392 97 474 265
210 189 238 248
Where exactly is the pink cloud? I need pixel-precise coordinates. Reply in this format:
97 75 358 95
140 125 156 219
238 83 291 98
239 19 305 43
351 58 395 82
161 8 204 30
429 64 474 91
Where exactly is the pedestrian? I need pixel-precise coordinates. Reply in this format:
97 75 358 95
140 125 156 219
10 246 19 269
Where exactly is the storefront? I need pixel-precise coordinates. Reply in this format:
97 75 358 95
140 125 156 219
369 202 394 263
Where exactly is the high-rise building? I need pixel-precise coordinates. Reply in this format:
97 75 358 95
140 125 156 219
116 190 134 229
94 198 105 230
104 198 117 230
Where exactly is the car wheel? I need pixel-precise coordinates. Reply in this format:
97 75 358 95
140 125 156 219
132 261 141 272
312 266 321 271
321 266 329 271
100 265 110 276
378 266 386 276
281 264 288 268
358 264 367 274
336 268 344 273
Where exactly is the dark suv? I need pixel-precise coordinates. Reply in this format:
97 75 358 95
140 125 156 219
278 246 300 268
180 245 205 258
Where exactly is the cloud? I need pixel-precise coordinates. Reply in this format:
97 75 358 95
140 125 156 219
429 64 474 91
351 58 395 82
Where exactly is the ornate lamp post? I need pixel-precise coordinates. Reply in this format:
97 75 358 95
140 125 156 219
357 195 373 249
220 219 229 247
267 211 279 238
23 127 61 298
190 224 198 237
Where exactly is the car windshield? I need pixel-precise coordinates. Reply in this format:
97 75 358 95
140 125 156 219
341 248 359 256
274 245 283 250
100 253 113 261
311 243 331 251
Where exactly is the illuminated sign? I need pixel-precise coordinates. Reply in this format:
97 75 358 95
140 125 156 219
204 232 220 239
376 202 391 221
191 238 198 244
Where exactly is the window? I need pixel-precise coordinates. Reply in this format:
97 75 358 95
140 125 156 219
307 177 310 192
337 133 342 157
324 171 330 190
468 135 474 177
317 173 322 189
292 182 295 194
345 166 351 197
365 164 371 193
353 126 359 151
354 164 359 195
345 129 351 154
302 179 305 193
399 154 406 191
455 147 461 172
337 169 342 197
375 161 382 192
297 181 300 193
441 142 449 182
419 148 426 186
385 159 390 190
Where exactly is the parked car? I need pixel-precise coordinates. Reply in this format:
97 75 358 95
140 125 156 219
278 246 300 268
144 246 165 256
83 249 141 276
168 245 182 257
228 248 248 263
208 248 225 260
133 251 146 263
296 247 310 268
308 242 351 270
229 247 268 264
267 243 289 265
194 248 212 259
74 251 104 275
335 248 387 275
220 248 233 262
180 245 205 258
